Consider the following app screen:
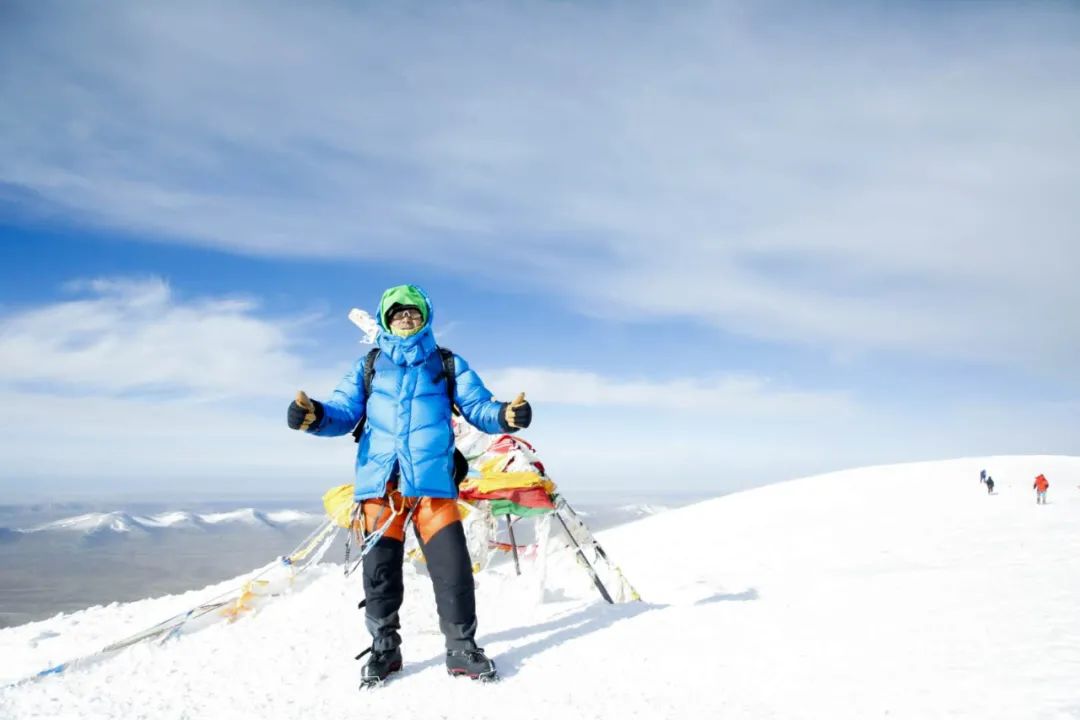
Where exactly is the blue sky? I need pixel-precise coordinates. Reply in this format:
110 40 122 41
1 1 1078 502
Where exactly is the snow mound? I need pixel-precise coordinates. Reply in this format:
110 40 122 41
1 455 1077 719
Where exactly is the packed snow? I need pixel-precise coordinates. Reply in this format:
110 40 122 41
1 455 1077 719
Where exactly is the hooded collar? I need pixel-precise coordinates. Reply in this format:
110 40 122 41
377 323 438 366
375 284 438 365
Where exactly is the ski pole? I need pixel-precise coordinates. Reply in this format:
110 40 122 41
505 514 522 576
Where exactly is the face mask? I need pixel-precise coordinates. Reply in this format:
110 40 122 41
390 325 423 338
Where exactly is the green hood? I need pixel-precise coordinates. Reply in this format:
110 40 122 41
378 284 431 330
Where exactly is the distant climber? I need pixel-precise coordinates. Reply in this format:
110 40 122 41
1034 474 1049 505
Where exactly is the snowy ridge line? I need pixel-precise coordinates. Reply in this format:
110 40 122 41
14 508 324 534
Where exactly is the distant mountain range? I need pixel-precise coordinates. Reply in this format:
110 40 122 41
4 502 678 540
5 508 324 539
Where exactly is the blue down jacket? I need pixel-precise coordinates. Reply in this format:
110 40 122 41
311 295 507 500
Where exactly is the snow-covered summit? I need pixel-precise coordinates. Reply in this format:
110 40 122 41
28 511 150 535
1 455 1077 719
201 508 276 527
139 511 209 530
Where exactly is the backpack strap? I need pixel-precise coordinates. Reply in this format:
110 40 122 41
437 347 469 484
363 348 380 397
351 348 381 443
436 347 458 413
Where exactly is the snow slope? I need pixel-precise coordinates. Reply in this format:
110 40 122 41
1 455 1077 719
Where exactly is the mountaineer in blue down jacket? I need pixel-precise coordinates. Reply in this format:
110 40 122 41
286 284 532 686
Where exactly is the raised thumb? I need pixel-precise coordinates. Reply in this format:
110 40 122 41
296 390 314 411
510 392 526 408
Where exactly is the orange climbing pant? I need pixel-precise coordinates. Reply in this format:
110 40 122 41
359 483 462 544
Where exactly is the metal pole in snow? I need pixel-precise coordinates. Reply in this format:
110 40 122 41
505 514 521 576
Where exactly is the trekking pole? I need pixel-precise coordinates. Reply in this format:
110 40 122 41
553 509 613 604
505 515 521 576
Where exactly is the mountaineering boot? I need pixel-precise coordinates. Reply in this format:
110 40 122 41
359 646 403 688
446 647 497 681
359 608 402 689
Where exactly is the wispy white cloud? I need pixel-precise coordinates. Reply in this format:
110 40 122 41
0 276 338 400
0 388 355 499
484 367 853 417
1 1 1079 374
0 279 356 497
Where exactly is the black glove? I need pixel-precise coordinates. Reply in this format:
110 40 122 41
500 393 532 431
287 391 324 432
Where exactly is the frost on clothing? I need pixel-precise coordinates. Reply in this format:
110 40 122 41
309 290 506 500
